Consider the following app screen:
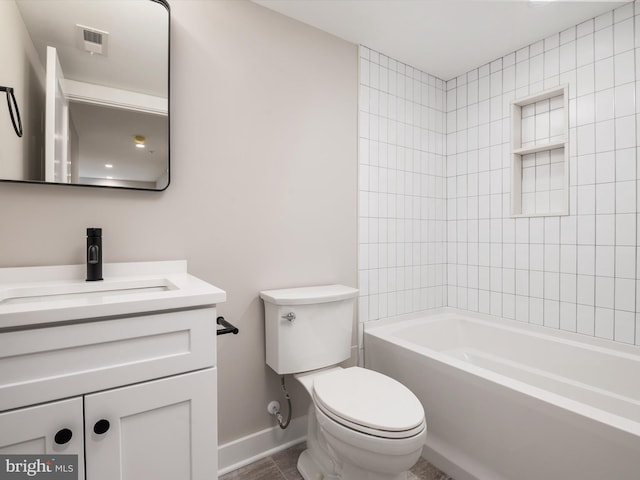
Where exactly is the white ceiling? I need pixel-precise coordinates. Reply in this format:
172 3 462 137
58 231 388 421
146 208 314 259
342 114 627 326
15 0 168 97
254 0 627 80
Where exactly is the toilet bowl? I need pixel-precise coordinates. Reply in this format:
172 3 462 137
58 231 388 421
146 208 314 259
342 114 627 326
260 285 427 480
295 366 426 480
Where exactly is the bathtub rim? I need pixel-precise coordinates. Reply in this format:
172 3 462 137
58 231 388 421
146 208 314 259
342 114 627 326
364 307 640 438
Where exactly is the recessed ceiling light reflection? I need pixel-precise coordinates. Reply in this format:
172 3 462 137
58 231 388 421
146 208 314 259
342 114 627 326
133 135 146 149
105 164 113 168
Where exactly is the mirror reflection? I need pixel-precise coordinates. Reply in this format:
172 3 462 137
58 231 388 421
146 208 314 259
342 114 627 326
0 0 169 190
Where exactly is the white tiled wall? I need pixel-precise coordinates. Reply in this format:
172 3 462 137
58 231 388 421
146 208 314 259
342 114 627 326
521 95 565 148
358 47 448 352
521 148 566 215
446 2 640 345
359 3 640 347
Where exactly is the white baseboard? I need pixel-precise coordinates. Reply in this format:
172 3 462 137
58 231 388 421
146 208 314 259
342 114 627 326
218 415 307 476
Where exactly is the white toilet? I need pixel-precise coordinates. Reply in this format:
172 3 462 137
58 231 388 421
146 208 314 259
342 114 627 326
260 285 426 480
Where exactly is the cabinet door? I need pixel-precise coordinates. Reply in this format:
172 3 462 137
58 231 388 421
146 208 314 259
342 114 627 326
0 398 85 478
85 368 217 480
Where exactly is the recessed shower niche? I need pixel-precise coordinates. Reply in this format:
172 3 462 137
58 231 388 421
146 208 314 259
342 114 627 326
510 85 569 217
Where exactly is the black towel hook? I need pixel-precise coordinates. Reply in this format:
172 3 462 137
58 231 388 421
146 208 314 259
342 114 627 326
0 86 23 138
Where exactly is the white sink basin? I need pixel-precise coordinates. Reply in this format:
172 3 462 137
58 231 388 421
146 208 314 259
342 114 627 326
0 278 176 306
0 261 226 330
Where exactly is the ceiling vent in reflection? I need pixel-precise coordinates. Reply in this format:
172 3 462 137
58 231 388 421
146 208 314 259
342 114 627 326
76 25 109 56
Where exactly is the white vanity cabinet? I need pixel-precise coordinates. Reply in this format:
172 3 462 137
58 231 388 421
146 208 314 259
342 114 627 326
84 368 217 480
0 399 85 474
0 261 226 480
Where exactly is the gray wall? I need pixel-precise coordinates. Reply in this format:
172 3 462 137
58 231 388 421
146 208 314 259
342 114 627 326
0 0 358 445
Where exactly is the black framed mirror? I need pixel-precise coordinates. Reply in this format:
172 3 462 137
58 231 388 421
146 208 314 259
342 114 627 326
0 0 170 191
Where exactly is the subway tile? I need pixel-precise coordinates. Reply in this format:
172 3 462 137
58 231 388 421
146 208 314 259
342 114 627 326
577 19 594 38
616 213 636 245
577 245 596 275
530 54 544 84
545 34 560 51
531 40 544 57
577 154 596 185
516 61 530 89
530 217 545 243
503 53 516 69
615 277 636 311
596 213 615 244
595 57 614 91
544 217 560 244
503 66 515 93
614 3 634 23
595 10 613 31
576 94 595 126
529 297 544 324
594 26 613 61
515 243 529 270
595 120 614 153
595 307 614 338
560 217 577 245
530 270 544 297
577 185 596 215
577 33 595 66
561 26 577 45
560 301 577 331
490 291 502 316
614 310 635 343
544 272 560 300
544 299 560 327
613 18 634 54
576 124 595 155
616 180 636 213
503 293 515 319
596 246 615 277
577 304 595 334
545 244 560 272
560 274 577 303
595 152 615 183
615 115 636 149
577 274 596 306
614 83 636 118
616 246 636 279
562 70 578 99
515 295 529 321
614 50 635 85
595 88 615 121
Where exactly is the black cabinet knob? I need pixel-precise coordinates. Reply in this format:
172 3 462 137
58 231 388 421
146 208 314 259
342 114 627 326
54 428 72 445
93 419 110 435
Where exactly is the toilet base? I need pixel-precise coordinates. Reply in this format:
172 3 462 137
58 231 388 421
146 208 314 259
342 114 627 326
298 448 409 480
296 403 422 480
297 449 332 480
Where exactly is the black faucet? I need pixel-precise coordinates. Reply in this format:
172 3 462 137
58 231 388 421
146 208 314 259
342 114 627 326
86 228 103 281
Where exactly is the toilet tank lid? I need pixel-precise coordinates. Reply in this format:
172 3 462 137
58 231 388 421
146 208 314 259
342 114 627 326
260 284 358 305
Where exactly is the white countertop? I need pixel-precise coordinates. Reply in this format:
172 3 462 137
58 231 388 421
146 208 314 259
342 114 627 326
0 260 226 330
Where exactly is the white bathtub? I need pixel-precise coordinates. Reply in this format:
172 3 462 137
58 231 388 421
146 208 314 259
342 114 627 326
364 308 640 480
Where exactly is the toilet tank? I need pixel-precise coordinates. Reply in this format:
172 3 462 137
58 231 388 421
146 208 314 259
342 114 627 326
260 285 359 375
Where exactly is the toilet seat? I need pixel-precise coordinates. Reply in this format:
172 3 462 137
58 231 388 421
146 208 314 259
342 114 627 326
312 367 425 439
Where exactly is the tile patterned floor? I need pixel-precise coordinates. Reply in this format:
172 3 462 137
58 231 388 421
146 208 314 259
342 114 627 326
220 442 453 480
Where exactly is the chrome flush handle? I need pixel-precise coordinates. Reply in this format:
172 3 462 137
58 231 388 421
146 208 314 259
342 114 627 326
281 312 296 322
